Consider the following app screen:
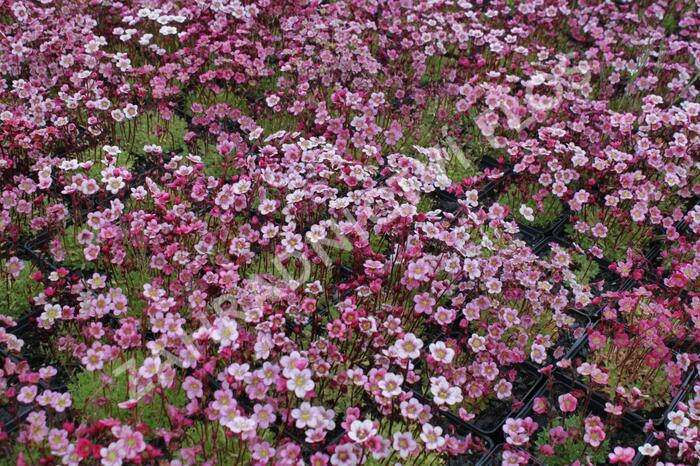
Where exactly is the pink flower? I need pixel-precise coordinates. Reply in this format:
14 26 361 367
530 343 547 364
591 223 608 238
138 356 161 379
291 402 317 429
539 444 554 456
100 443 125 466
114 427 145 459
6 256 24 278
17 385 38 404
393 333 423 359
532 397 547 414
330 444 358 466
392 431 417 459
378 373 404 398
182 376 203 399
588 331 606 351
494 379 513 400
51 393 72 412
584 426 606 448
413 292 435 315
558 393 578 413
420 424 445 450
608 447 636 464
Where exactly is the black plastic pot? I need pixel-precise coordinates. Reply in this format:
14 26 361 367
574 317 697 428
652 370 697 428
536 236 633 308
535 309 591 368
515 223 545 248
634 375 699 464
481 155 512 173
475 159 514 206
476 444 541 466
362 393 494 466
334 263 355 295
558 314 698 428
413 362 545 443
433 190 461 213
22 231 51 253
634 369 697 429
484 202 566 250
643 242 663 265
6 309 42 339
445 424 495 466
38 363 78 393
519 377 649 466
431 153 513 211
0 404 33 435
555 220 663 272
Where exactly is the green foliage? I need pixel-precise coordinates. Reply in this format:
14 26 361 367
498 184 564 229
410 135 482 184
593 341 671 407
416 196 434 213
566 207 653 262
534 415 610 466
0 259 40 319
129 111 188 156
179 423 258 464
58 225 93 270
443 144 481 183
419 55 456 86
68 351 187 429
0 447 19 466
522 310 577 355
570 252 600 285
109 268 152 317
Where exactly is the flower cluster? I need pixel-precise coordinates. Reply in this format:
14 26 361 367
0 0 699 465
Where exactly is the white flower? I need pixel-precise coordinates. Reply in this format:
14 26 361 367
420 424 445 450
668 410 690 432
138 357 161 379
123 104 138 119
530 343 547 364
211 317 240 349
223 415 256 434
286 368 314 398
305 224 327 243
637 443 660 456
348 419 377 443
105 176 125 194
159 26 177 35
519 204 535 222
429 376 463 406
429 341 455 364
